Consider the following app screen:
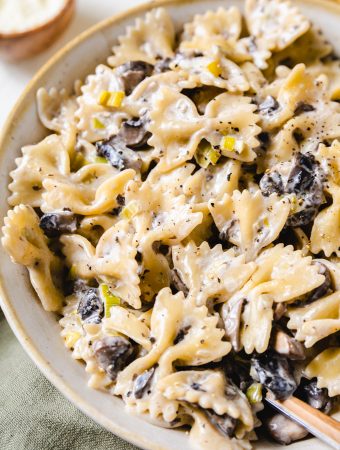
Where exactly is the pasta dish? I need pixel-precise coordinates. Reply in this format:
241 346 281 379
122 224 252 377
2 0 340 448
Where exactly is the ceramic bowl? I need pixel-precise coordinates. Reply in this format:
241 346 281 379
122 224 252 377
0 1 339 449
0 0 75 61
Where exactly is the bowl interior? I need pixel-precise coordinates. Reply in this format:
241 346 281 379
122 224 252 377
0 1 339 449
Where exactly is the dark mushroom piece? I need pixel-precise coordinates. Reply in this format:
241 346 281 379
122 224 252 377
95 136 142 171
287 153 319 193
219 219 237 242
170 268 189 296
308 261 333 303
273 303 287 321
251 351 297 400
259 170 284 197
93 336 134 380
294 101 315 116
301 380 333 414
76 286 103 324
286 152 324 227
223 357 252 393
202 409 237 438
133 366 156 399
115 61 154 95
260 153 325 227
181 86 224 115
117 117 151 149
258 95 280 114
271 329 305 360
39 211 78 238
265 413 308 445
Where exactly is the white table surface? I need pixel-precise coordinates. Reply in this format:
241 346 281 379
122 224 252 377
0 0 146 128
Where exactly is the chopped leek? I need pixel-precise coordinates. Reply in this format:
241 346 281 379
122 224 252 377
121 201 139 220
221 135 236 152
95 156 108 164
99 284 121 318
221 135 245 154
98 90 125 108
98 90 111 106
195 140 221 168
107 91 125 107
246 383 262 404
92 117 105 129
64 331 81 348
207 60 222 77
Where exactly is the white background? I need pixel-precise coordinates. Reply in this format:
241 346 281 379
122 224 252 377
0 0 145 127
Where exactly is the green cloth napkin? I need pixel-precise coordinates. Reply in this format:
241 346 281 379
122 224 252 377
0 310 139 450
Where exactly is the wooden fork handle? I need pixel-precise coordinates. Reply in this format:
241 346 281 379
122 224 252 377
266 394 340 449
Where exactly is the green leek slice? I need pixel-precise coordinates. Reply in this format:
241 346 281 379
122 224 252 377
246 383 262 404
195 139 221 168
99 284 121 318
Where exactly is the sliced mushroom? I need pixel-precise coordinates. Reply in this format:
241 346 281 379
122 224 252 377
222 297 245 352
301 379 333 414
115 61 154 95
76 286 103 324
219 219 237 242
39 211 78 238
287 152 317 193
308 261 333 303
117 117 151 149
181 86 224 115
286 153 324 227
93 336 134 380
259 170 284 197
95 136 142 171
294 101 315 116
260 153 325 227
202 409 237 438
273 303 287 321
223 357 251 392
272 329 305 360
133 366 156 399
251 352 297 400
265 413 308 445
170 268 189 295
258 95 280 114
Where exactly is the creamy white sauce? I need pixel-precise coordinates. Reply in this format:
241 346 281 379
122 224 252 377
0 0 67 34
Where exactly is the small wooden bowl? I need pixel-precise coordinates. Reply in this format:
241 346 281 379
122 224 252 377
0 0 75 61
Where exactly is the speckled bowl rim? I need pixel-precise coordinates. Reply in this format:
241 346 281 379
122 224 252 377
0 1 340 449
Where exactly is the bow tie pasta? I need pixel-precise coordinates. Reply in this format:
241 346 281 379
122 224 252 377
304 348 340 397
108 8 175 67
8 134 70 207
2 205 64 311
37 87 78 152
2 1 340 448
